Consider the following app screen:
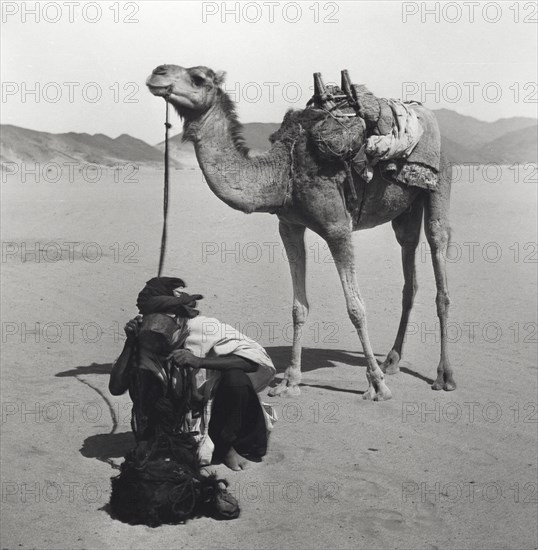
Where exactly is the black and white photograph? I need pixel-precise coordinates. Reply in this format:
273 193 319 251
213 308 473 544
1 1 537 548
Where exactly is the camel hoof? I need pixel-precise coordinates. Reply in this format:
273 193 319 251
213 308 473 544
382 362 400 376
268 381 301 398
282 385 301 397
362 387 376 400
374 382 392 401
381 350 400 375
432 374 456 391
362 382 392 401
268 382 287 397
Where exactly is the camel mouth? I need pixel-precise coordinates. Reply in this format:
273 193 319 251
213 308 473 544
146 83 172 97
146 73 175 97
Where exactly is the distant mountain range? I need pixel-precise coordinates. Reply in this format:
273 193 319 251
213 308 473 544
434 109 537 164
1 109 536 170
0 125 181 168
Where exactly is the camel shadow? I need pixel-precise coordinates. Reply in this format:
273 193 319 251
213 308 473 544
265 346 370 396
265 346 378 373
265 346 434 391
399 365 434 386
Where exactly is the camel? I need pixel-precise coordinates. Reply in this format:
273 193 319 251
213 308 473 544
146 65 455 401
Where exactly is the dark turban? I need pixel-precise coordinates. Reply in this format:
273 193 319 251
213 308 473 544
136 277 203 318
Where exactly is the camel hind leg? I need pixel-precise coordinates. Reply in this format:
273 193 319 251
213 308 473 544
382 195 424 375
424 162 456 391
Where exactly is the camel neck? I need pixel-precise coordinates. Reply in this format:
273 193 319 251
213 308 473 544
185 98 290 214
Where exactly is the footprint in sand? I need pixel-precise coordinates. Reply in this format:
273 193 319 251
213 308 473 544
362 509 405 531
360 503 443 534
263 441 316 465
355 477 390 499
409 499 444 532
263 448 285 465
468 447 499 465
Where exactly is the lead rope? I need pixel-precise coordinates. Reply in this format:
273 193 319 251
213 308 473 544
157 100 171 277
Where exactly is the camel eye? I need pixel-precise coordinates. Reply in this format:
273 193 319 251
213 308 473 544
191 74 205 87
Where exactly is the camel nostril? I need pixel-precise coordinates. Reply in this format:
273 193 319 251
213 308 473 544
153 65 169 75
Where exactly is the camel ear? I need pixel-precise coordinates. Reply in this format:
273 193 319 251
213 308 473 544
214 71 226 86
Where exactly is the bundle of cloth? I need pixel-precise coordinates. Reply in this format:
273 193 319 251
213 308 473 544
136 276 202 319
306 71 441 191
110 410 239 526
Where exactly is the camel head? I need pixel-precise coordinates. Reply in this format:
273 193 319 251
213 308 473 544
146 65 225 118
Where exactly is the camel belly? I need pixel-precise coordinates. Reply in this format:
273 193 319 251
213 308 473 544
353 178 422 230
276 169 424 235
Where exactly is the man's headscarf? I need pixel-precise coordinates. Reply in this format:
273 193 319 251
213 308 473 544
136 277 203 318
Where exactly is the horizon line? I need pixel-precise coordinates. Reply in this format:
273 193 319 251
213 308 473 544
2 107 537 147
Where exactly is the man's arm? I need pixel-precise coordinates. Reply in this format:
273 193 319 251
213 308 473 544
199 354 258 373
109 341 136 395
109 317 141 395
169 349 259 373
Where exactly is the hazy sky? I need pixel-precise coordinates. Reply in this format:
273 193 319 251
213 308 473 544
2 0 537 144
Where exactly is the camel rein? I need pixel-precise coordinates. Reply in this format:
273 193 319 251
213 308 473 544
157 100 171 277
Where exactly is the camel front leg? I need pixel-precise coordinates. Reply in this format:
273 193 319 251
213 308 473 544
268 221 308 397
326 232 392 401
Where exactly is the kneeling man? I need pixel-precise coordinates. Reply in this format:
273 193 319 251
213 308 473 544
109 277 276 471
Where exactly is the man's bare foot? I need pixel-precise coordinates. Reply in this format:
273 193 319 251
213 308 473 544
224 447 249 471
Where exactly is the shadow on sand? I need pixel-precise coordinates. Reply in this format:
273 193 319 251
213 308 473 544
265 346 434 390
56 362 133 469
55 362 113 378
80 431 135 469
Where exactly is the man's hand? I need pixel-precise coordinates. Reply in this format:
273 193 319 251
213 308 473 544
168 349 202 369
124 315 142 342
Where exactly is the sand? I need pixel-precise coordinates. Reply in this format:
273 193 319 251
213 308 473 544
1 165 537 549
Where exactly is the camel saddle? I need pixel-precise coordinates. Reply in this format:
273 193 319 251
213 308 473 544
306 71 440 191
